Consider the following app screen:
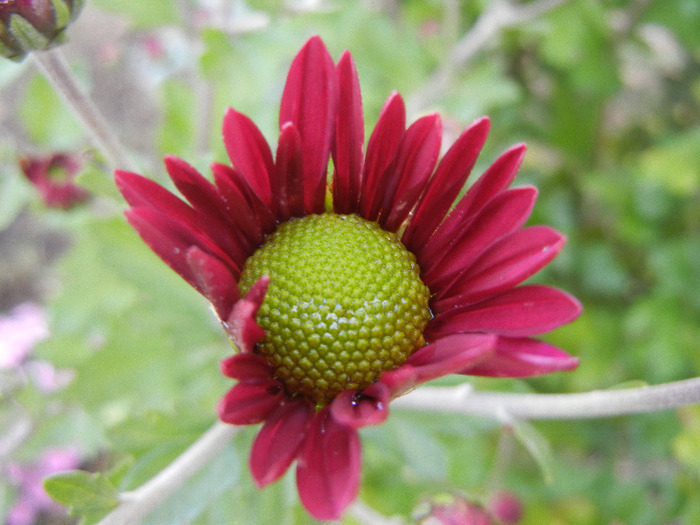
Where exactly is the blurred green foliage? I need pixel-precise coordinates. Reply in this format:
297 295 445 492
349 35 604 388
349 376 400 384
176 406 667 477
1 0 700 523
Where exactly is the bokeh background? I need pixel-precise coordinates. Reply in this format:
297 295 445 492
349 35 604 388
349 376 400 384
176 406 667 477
1 0 700 523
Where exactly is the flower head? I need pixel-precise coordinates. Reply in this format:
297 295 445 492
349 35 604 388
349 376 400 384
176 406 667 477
20 152 89 209
0 0 84 61
116 36 581 520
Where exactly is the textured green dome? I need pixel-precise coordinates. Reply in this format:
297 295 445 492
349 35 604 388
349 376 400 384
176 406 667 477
239 213 432 406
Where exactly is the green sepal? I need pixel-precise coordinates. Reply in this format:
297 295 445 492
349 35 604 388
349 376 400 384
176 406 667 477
51 0 72 27
9 14 50 55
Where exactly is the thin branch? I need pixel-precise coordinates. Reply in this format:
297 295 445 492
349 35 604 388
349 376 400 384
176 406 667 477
392 377 700 420
407 0 570 114
98 422 240 525
31 48 136 172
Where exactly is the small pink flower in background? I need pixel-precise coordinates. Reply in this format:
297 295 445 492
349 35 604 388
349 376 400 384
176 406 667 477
20 153 89 209
6 448 81 525
414 494 494 525
487 491 523 524
0 303 49 370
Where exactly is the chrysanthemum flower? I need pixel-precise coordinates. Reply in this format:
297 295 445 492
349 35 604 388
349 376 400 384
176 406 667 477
115 36 581 520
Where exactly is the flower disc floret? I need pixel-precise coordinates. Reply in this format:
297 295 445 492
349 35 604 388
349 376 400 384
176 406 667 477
239 213 432 405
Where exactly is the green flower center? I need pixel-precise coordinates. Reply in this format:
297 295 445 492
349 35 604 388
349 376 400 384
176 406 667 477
239 214 432 406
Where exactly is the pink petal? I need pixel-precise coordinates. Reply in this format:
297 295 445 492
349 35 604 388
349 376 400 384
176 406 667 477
279 36 338 214
217 380 284 425
222 108 273 204
422 187 538 290
186 246 240 319
250 400 314 487
220 352 272 381
433 226 566 311
427 285 583 339
359 92 406 220
223 276 270 353
380 333 495 397
463 337 580 377
332 50 364 215
330 382 390 429
272 123 305 221
296 408 361 521
379 113 442 232
402 117 490 253
419 143 526 261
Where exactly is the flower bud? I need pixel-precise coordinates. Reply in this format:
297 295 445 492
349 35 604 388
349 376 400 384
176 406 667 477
0 0 84 61
414 494 494 525
488 491 523 524
20 152 89 209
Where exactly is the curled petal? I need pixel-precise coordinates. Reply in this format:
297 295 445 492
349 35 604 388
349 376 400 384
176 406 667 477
333 50 364 215
296 408 361 521
220 353 272 381
222 108 273 204
224 276 270 353
330 382 390 429
280 35 338 214
359 92 406 220
427 285 583 339
402 117 490 253
463 337 580 378
217 380 284 425
381 334 495 397
433 226 566 312
186 246 239 319
250 400 314 488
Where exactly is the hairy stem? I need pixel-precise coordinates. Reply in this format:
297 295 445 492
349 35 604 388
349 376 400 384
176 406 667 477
32 48 136 171
393 377 700 420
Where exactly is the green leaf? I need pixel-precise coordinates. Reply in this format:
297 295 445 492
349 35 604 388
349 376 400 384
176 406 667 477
44 470 119 517
90 0 178 28
511 419 555 484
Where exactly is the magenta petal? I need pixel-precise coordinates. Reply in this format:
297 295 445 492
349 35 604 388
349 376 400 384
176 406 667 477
186 246 239 319
330 382 390 429
422 187 538 290
220 352 272 381
272 123 305 220
279 36 338 214
402 117 490 253
333 50 364 215
250 400 314 488
427 285 583 339
433 226 566 311
420 143 526 261
359 92 406 220
224 276 270 353
217 380 284 425
381 334 495 396
463 337 580 377
222 108 273 203
296 408 361 521
379 113 442 232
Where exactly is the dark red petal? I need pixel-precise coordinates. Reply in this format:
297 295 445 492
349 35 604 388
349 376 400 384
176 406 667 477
379 114 442 232
222 108 273 204
272 123 305 221
419 143 526 261
332 50 364 215
223 276 270 353
359 92 406 220
296 408 361 521
402 117 490 253
380 334 495 397
250 400 314 488
433 226 566 311
125 207 237 291
422 187 538 290
463 337 580 377
211 162 276 236
217 380 284 425
427 285 583 339
220 352 272 381
186 246 240 319
330 382 390 429
279 35 338 214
